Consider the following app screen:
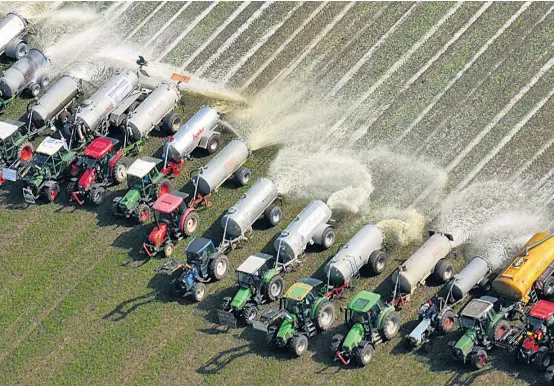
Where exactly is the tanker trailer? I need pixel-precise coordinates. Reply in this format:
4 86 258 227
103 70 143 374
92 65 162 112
0 49 50 113
274 200 336 271
220 177 283 249
323 224 386 297
390 230 455 308
62 69 143 149
162 105 221 165
0 12 28 60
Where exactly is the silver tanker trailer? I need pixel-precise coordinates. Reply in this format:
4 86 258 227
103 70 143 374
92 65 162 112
0 12 28 60
220 177 283 249
273 199 336 271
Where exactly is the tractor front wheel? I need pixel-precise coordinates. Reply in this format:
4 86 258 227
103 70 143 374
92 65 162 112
266 326 278 347
163 243 175 257
221 297 232 311
209 255 229 281
89 186 105 205
44 183 60 203
330 334 343 353
355 342 375 367
265 275 285 301
192 282 206 302
135 203 151 224
315 300 336 331
380 310 401 340
534 346 552 370
242 304 258 325
290 334 308 357
470 349 487 370
438 308 457 333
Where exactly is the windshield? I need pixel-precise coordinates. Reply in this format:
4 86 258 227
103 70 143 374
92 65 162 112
284 298 301 315
351 310 370 325
528 316 545 331
237 272 254 287
459 316 476 329
81 156 99 169
127 175 143 189
34 154 50 166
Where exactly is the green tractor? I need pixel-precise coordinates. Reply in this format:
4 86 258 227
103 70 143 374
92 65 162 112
449 296 512 369
254 278 336 357
217 253 285 327
113 156 175 223
0 120 35 184
20 136 77 203
331 290 401 367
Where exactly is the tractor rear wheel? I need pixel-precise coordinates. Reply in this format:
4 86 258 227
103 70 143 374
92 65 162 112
155 179 172 199
434 259 454 283
265 275 285 301
437 308 457 333
234 167 251 186
89 186 105 205
493 319 510 342
290 334 308 357
44 183 60 203
380 310 401 340
192 282 206 302
534 346 552 370
112 157 130 184
264 205 283 227
181 211 200 237
320 227 335 250
470 349 487 370
18 142 34 162
209 254 229 281
330 334 343 353
163 243 174 257
162 112 182 134
355 342 374 366
207 135 220 154
135 203 151 224
368 250 387 275
242 304 258 325
315 300 336 331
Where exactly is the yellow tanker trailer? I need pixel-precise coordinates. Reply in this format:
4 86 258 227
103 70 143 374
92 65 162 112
492 233 554 305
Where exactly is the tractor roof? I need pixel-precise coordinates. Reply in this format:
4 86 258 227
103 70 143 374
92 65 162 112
347 291 381 313
529 300 554 320
127 157 161 178
185 237 213 254
84 137 118 159
152 193 184 213
284 282 313 301
236 253 273 275
36 137 64 156
461 297 495 319
0 120 23 140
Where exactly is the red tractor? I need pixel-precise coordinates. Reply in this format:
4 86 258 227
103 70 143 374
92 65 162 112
142 192 200 257
515 300 554 370
68 136 131 205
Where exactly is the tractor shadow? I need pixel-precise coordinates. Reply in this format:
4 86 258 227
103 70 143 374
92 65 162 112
0 181 30 210
112 224 152 266
196 344 252 376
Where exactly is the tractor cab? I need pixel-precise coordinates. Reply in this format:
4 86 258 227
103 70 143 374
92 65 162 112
235 253 274 292
78 136 119 171
126 156 164 195
345 291 385 333
152 191 189 228
281 278 325 320
0 120 30 162
185 237 217 267
28 136 74 175
527 300 554 331
458 296 498 336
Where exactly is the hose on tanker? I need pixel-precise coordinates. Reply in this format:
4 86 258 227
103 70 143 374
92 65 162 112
521 234 553 257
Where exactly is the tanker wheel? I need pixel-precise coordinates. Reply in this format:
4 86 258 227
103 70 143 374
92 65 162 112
155 179 172 199
207 135 220 154
534 346 552 370
264 205 282 227
163 243 175 257
380 310 401 340
315 300 336 331
540 276 554 298
368 250 387 275
493 319 510 342
18 142 34 162
234 167 251 186
28 83 40 97
433 259 454 283
89 186 105 206
321 227 335 250
290 334 308 357
44 183 60 203
265 275 285 301
355 342 374 367
112 157 130 184
209 255 229 281
162 112 182 134
135 203 151 224
182 211 199 237
470 349 487 370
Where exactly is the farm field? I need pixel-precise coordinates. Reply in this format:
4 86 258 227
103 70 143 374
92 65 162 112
0 2 553 386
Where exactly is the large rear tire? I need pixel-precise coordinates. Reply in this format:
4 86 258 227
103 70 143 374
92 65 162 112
44 182 60 203
315 300 336 331
112 156 130 184
539 275 554 298
380 310 401 340
264 275 285 301
209 254 229 281
181 211 199 237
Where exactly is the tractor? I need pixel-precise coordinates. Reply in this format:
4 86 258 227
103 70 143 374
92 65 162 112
20 136 77 203
155 237 228 302
113 156 178 223
217 253 285 327
142 192 200 257
0 120 34 184
331 291 401 366
448 296 512 369
514 300 554 370
67 136 132 205
253 278 336 357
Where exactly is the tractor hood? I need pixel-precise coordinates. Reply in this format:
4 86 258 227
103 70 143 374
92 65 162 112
454 329 477 358
277 316 297 342
342 323 364 351
119 188 141 209
231 287 252 310
78 167 97 190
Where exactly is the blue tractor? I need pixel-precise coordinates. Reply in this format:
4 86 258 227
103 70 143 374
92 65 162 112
155 237 229 302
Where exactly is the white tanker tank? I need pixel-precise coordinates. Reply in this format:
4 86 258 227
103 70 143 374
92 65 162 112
126 82 181 141
0 49 49 100
191 138 251 197
450 256 491 301
274 200 335 267
391 231 455 295
221 177 283 242
0 13 28 59
163 105 221 162
29 75 81 128
324 224 386 286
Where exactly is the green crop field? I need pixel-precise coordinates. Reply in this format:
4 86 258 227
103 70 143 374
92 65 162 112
0 2 553 385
